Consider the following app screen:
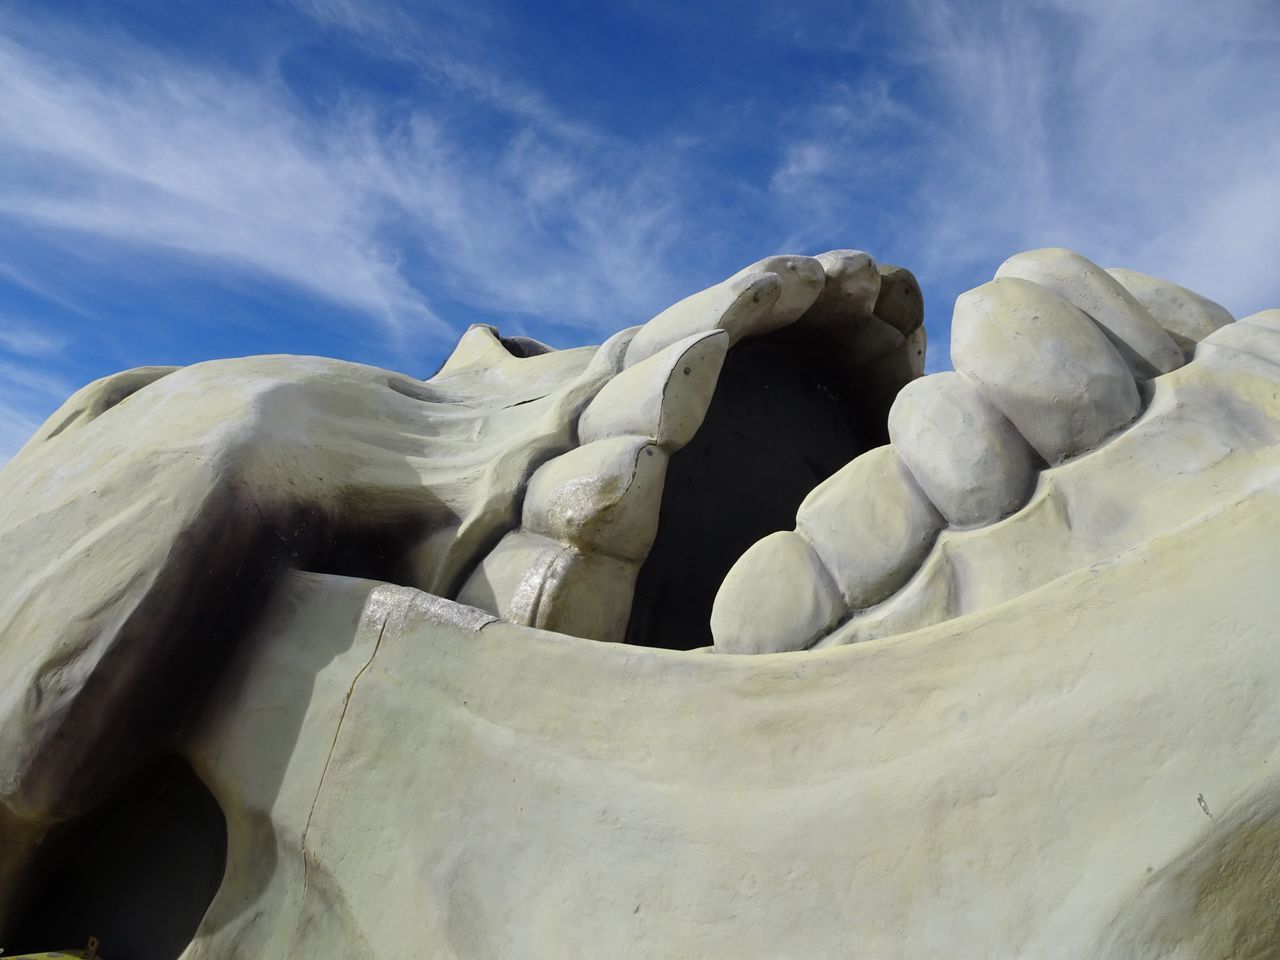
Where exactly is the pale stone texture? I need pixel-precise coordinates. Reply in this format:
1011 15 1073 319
180 496 1280 958
793 445 943 610
997 248 1184 378
709 530 843 655
888 371 1039 527
952 277 1141 463
4 246 1280 958
1106 266 1233 352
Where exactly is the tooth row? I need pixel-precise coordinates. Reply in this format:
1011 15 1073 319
623 255 825 367
951 276 1143 465
995 248 1184 378
711 446 944 654
888 372 1039 527
1104 267 1233 354
712 249 1242 654
458 332 729 642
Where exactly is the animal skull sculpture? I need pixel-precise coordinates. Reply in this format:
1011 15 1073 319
1 247 1278 958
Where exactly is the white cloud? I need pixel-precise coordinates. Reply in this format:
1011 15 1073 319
772 0 1280 341
0 18 693 351
0 319 65 357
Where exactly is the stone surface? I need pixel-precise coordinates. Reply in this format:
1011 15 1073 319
578 330 726 450
888 371 1039 527
997 248 1184 378
793 445 943 610
952 277 1142 463
709 530 843 655
178 496 1280 958
1 245 1279 958
872 263 925 336
1106 266 1233 352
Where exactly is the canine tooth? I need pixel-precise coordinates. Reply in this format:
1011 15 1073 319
522 436 668 562
579 330 727 451
625 256 825 368
1105 267 1233 352
873 264 925 337
809 250 881 320
952 278 1142 464
710 530 844 654
795 446 943 610
888 372 1038 527
729 254 826 328
624 271 781 368
457 530 637 642
996 248 1183 378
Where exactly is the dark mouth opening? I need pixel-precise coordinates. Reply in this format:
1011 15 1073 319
10 756 227 960
624 327 893 651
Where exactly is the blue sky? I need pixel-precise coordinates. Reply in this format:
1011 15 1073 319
1 0 1278 462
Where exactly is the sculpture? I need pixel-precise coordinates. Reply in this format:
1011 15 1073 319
1 246 1278 958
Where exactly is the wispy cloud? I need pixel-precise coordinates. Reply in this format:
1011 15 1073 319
772 0 1280 343
0 14 692 350
0 319 65 357
0 357 73 464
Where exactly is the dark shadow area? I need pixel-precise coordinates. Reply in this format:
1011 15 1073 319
9 756 226 960
626 332 884 650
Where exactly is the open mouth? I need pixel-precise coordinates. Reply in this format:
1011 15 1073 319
446 251 926 653
3 241 1277 956
447 246 1255 656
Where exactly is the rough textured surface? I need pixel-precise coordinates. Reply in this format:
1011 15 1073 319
2 246 1278 957
996 247 1184 378
793 445 943 609
1106 266 1234 352
175 492 1280 958
709 530 842 655
952 277 1142 463
888 371 1039 527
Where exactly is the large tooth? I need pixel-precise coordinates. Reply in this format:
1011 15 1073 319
1105 267 1234 353
873 263 925 337
522 436 667 563
579 330 727 450
806 250 881 323
624 256 824 368
710 531 844 655
1242 308 1280 333
457 531 636 642
952 277 1142 464
729 254 826 328
795 445 943 610
888 372 1039 527
792 250 901 358
995 248 1183 378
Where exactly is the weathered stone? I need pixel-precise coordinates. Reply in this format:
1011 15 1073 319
997 248 1183 377
952 277 1142 463
889 371 1038 527
710 530 843 654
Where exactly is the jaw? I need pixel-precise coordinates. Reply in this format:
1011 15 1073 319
450 247 1279 664
182 293 1280 954
180 470 1280 958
